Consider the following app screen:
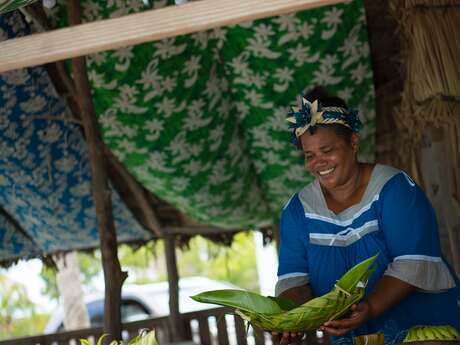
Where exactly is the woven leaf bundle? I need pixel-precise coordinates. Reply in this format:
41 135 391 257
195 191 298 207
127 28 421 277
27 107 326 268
191 255 378 332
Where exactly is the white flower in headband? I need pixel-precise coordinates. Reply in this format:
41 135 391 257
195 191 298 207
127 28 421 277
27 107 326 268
286 95 362 144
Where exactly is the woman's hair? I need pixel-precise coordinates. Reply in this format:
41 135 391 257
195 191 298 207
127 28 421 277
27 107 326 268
297 86 354 147
303 86 347 108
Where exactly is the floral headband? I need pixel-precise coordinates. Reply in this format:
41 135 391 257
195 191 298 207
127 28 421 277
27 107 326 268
286 96 362 144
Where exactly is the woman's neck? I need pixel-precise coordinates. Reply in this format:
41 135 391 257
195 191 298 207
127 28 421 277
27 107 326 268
321 163 371 213
324 164 362 199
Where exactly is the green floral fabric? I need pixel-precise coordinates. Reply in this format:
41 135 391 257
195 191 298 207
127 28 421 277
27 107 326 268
0 0 38 14
47 0 375 230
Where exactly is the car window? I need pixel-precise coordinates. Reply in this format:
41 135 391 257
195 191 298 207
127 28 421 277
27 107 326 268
87 300 104 327
121 299 151 321
55 299 151 331
90 312 104 328
90 299 151 326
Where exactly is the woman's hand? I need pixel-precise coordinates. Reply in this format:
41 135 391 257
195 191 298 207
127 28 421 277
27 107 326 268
320 302 371 337
271 283 311 344
321 276 416 337
271 331 304 345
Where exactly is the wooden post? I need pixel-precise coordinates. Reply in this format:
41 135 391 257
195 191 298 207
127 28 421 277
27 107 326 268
68 1 127 342
164 234 187 341
419 128 460 276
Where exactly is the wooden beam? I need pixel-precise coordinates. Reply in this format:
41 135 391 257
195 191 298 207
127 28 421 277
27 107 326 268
0 0 342 72
68 1 127 342
104 146 163 237
164 225 238 235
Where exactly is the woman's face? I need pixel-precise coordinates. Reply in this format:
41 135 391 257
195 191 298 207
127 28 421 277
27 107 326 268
299 127 359 191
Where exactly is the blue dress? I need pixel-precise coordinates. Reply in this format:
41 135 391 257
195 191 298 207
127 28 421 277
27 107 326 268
276 164 460 345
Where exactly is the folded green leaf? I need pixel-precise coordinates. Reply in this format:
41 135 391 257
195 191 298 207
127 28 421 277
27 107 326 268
191 254 378 332
267 296 298 311
335 254 378 291
191 289 285 314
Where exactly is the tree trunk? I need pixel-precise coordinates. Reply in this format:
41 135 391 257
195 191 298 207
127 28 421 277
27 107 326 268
55 251 90 330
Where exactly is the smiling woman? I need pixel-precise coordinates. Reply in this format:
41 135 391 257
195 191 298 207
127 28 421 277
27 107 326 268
271 87 460 345
300 126 363 214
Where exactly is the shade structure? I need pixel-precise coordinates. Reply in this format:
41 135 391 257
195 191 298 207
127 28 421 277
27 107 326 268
0 0 376 263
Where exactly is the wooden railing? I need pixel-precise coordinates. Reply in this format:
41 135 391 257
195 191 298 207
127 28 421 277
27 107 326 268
0 307 329 345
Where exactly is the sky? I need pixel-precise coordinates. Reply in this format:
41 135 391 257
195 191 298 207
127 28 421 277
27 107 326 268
254 232 278 296
3 259 57 313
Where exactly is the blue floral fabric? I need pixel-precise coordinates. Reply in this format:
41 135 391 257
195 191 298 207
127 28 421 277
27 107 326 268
0 12 152 262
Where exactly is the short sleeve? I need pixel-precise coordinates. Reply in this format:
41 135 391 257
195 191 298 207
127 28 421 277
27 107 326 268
379 172 455 291
275 194 310 296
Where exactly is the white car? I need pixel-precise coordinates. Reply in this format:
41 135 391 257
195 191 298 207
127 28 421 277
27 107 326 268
45 276 245 345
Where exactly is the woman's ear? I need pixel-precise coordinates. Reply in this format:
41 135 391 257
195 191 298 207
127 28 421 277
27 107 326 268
351 133 360 154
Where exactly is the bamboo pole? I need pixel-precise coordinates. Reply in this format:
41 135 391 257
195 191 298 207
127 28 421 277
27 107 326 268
0 0 342 73
68 1 127 342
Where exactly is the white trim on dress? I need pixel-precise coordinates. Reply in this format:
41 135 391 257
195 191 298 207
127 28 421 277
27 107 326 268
277 272 309 281
304 194 380 226
309 220 379 247
394 255 443 263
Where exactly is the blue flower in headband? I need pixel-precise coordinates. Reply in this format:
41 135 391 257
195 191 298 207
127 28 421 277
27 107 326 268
286 96 362 145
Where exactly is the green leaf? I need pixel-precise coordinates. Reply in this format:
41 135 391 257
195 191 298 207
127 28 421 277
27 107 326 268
128 336 141 345
267 296 297 311
190 289 284 314
96 334 109 345
0 0 39 15
128 330 159 345
79 339 92 345
335 254 379 292
139 331 159 345
191 255 380 332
